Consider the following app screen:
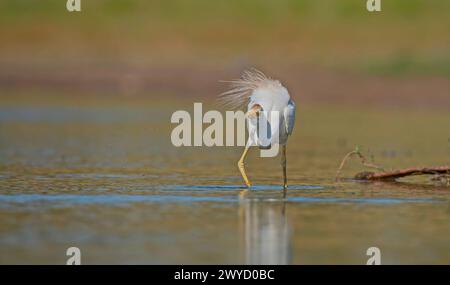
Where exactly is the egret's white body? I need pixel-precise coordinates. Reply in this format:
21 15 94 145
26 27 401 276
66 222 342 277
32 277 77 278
220 69 296 195
247 82 295 148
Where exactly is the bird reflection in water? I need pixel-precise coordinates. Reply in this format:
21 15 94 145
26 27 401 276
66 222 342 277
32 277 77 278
239 190 293 264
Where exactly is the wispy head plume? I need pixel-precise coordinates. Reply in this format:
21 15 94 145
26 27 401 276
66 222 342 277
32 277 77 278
218 68 279 110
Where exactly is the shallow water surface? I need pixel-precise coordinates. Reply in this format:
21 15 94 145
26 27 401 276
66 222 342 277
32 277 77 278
0 97 449 264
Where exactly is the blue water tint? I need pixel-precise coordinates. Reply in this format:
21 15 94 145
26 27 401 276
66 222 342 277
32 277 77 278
287 196 437 204
159 184 327 191
0 106 163 123
252 185 326 190
53 173 154 179
0 192 440 209
0 194 237 207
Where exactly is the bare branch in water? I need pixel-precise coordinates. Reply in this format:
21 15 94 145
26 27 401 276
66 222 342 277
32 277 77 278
354 166 450 181
335 146 385 181
336 146 450 184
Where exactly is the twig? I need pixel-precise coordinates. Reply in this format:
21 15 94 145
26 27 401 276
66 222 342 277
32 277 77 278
335 146 385 181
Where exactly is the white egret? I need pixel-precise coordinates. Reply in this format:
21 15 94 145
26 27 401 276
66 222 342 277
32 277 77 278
220 69 296 196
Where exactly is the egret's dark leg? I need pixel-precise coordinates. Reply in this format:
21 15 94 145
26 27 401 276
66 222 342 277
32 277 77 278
281 145 287 198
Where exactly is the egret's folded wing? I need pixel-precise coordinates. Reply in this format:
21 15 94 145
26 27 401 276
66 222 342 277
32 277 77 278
284 100 296 135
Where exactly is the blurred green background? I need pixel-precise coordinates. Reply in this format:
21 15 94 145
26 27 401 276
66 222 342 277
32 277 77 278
0 0 449 107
